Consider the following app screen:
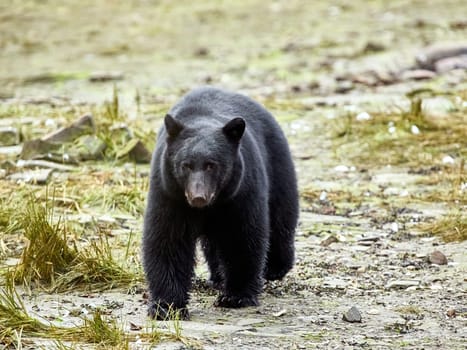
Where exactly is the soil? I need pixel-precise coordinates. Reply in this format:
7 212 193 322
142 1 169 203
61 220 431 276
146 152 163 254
0 1 466 349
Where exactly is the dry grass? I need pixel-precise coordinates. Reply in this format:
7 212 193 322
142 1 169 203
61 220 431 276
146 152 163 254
6 193 141 291
0 280 193 348
418 212 466 242
331 97 466 168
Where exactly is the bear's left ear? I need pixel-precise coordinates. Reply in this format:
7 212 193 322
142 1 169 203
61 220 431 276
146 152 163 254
223 117 245 143
164 114 184 139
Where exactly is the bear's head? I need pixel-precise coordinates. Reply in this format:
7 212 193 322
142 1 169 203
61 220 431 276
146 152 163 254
163 114 245 208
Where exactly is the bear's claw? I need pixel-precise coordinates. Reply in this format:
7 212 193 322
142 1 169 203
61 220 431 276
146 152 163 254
214 294 259 308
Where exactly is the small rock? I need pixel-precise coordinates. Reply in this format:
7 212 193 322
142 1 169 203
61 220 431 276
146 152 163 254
89 71 124 82
43 114 95 143
334 165 349 172
416 42 467 70
20 139 62 160
320 235 339 247
335 81 354 93
428 250 448 265
434 55 467 73
16 159 75 172
385 280 420 289
410 125 420 135
319 191 327 201
446 309 456 318
7 168 55 184
0 169 6 179
0 145 22 156
0 126 20 146
74 135 107 161
272 309 287 317
116 139 151 163
442 155 455 164
401 69 436 81
356 112 371 121
343 306 362 323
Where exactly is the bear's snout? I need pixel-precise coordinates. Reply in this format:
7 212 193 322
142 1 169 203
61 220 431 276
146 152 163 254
185 172 215 208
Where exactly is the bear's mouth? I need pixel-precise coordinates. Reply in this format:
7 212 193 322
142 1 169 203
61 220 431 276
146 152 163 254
185 191 215 208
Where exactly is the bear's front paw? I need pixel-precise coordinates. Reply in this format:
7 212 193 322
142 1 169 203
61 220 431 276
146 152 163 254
148 301 189 320
214 294 259 308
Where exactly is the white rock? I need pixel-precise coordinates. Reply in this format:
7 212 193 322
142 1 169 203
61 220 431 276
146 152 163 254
442 155 455 164
334 165 349 172
356 112 371 121
390 222 399 232
319 191 327 201
399 189 409 197
388 126 396 134
410 125 420 135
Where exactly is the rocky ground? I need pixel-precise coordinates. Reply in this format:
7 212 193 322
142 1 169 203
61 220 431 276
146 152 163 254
0 1 466 349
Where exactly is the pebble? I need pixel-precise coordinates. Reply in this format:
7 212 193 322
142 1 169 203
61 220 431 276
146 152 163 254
88 71 124 82
401 69 436 80
342 306 362 323
7 168 55 185
434 55 467 73
442 155 455 164
320 235 339 247
415 42 467 70
0 126 20 146
334 165 350 172
428 250 448 265
16 159 75 172
356 112 371 121
385 280 420 289
410 125 420 135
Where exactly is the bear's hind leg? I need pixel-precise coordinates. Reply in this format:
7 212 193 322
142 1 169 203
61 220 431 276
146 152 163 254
264 193 298 281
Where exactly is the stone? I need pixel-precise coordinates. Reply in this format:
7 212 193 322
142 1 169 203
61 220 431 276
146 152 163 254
416 42 467 70
428 250 448 265
7 168 55 184
88 71 124 82
434 55 467 73
0 126 20 146
116 139 151 163
16 159 75 172
320 235 339 247
343 306 362 323
74 135 107 161
42 114 95 143
400 69 436 81
20 139 62 160
385 280 420 289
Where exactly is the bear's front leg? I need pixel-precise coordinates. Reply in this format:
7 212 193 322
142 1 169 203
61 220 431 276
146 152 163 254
212 208 269 308
142 205 196 320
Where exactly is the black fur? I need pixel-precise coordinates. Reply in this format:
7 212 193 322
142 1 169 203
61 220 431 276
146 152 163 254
142 86 299 319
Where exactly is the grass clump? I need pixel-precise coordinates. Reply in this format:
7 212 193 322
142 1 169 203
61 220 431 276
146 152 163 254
7 194 140 291
13 198 78 285
418 212 466 242
83 309 128 347
0 282 192 348
331 97 466 168
0 282 52 345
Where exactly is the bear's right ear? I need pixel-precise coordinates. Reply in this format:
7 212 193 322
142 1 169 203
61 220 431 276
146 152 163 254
223 117 245 143
164 114 184 139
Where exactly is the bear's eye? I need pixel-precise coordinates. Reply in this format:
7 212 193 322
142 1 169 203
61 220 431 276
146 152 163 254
182 162 193 171
204 162 216 171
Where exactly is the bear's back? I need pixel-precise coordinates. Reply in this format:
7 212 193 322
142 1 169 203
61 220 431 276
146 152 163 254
169 87 283 145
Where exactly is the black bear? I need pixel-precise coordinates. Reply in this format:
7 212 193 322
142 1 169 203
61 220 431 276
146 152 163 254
142 86 298 319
